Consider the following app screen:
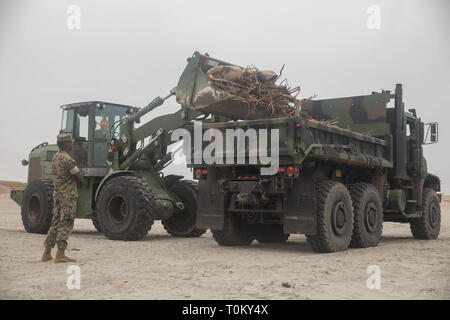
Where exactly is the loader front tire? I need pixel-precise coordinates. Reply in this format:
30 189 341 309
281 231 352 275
21 178 54 234
162 180 206 237
91 211 102 233
96 176 154 241
306 181 353 253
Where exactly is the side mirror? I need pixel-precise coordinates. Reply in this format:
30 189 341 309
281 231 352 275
21 159 29 166
424 122 439 144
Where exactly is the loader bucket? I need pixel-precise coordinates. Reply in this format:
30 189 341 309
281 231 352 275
176 52 268 120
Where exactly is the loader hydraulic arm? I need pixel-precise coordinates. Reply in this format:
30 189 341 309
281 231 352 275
107 89 203 173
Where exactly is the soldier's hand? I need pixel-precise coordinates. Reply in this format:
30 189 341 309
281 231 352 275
73 170 83 182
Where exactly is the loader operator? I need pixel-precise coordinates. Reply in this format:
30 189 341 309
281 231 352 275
41 133 83 263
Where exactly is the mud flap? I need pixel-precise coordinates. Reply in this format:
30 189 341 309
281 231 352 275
196 172 225 230
283 168 316 235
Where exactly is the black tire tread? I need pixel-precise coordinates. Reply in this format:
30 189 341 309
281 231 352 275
21 178 54 234
306 180 353 253
162 180 206 237
410 188 440 239
91 212 102 233
97 175 154 241
348 182 383 248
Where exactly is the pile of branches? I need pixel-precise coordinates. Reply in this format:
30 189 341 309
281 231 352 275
206 65 341 128
206 65 300 119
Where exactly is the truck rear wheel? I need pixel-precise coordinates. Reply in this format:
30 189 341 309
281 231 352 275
348 183 383 248
306 181 353 253
255 224 290 243
409 188 441 239
21 178 54 234
162 180 206 237
212 213 255 246
96 176 154 240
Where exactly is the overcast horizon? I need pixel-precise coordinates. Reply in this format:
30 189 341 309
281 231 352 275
0 0 449 192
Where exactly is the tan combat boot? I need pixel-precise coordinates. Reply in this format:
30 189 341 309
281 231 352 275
41 247 53 262
54 248 76 263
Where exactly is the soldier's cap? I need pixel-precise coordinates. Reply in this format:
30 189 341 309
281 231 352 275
57 133 75 143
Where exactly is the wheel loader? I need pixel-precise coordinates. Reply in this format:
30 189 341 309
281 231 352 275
10 66 214 240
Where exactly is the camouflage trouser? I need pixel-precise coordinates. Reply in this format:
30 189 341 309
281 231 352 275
44 196 77 250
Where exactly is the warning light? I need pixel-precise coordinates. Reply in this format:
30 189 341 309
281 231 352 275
286 166 295 177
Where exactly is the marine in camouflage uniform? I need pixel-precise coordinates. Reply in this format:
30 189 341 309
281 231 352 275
42 133 82 263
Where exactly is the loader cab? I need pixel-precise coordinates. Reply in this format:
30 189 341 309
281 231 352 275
60 101 137 170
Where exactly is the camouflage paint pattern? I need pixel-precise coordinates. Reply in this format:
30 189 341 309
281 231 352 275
186 115 392 170
43 150 78 249
44 198 77 249
301 91 391 137
52 151 78 198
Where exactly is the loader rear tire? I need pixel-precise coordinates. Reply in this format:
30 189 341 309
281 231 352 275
212 213 255 246
162 180 206 237
348 183 383 248
306 181 353 253
410 188 441 239
255 224 290 243
21 178 54 234
96 176 154 241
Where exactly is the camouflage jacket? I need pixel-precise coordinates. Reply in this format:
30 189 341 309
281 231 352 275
52 151 78 198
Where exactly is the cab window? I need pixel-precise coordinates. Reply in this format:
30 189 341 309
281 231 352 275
93 104 132 167
61 109 74 133
94 104 130 140
75 113 89 140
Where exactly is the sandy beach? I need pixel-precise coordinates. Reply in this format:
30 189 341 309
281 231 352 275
0 191 449 300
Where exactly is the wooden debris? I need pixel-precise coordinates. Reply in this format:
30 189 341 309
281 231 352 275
206 65 300 119
206 65 344 130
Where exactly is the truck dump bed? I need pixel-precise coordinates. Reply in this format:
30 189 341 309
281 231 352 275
186 115 393 171
178 52 394 171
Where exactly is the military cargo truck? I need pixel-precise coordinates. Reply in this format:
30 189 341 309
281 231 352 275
178 53 441 253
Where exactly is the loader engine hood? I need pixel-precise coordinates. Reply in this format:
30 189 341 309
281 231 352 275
26 143 58 182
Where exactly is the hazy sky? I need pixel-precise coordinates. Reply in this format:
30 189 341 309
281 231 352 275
0 0 449 191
